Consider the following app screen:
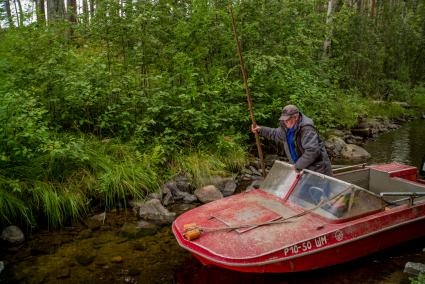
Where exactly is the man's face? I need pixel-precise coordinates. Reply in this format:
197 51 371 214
282 116 297 129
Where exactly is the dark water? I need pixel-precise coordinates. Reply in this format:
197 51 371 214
364 120 425 167
2 120 425 284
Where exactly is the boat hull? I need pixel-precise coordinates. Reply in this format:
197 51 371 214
173 213 425 273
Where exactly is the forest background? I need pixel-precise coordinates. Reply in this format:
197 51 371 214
0 0 425 229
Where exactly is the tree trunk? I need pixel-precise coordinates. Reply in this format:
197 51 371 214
5 0 14 27
82 0 89 23
66 0 77 23
323 0 337 58
89 0 94 19
15 0 24 26
47 0 65 22
370 0 376 17
34 0 46 24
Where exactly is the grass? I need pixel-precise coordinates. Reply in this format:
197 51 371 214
0 134 248 229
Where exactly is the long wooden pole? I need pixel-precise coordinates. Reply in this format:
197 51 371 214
228 5 266 177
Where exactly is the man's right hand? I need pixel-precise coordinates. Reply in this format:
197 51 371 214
251 124 261 133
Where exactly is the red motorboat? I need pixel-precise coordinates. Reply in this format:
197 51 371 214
172 161 425 273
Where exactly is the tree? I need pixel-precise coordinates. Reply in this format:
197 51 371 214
47 0 65 22
34 0 46 25
3 0 14 27
67 0 77 23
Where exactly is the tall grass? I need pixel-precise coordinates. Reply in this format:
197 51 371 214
0 133 249 229
0 136 163 228
171 135 249 188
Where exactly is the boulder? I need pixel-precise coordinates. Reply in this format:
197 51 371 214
161 186 175 206
1 226 25 245
325 136 347 158
404 262 425 276
341 144 371 160
137 199 176 225
221 180 237 197
350 128 371 138
166 182 197 203
194 185 223 203
173 174 192 192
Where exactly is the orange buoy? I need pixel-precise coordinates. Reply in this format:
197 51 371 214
183 227 202 241
183 223 202 241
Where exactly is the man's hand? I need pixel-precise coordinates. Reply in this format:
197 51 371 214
251 124 261 133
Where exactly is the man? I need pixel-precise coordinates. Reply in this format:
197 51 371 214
252 105 333 176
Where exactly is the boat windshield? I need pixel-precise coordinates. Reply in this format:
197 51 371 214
260 161 298 198
288 170 383 220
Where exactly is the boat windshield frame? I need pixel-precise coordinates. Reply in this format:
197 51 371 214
260 161 299 199
287 169 384 221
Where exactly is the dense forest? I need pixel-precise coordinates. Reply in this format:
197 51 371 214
0 0 424 229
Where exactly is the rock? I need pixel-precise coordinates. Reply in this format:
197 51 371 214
341 144 371 160
327 129 346 137
221 180 237 197
119 221 158 239
78 229 93 240
75 253 96 266
137 199 176 225
167 183 197 203
56 267 70 279
249 166 262 176
0 261 4 275
173 174 191 192
161 186 174 206
325 136 347 158
392 101 410 108
265 154 281 167
246 179 263 192
1 226 25 245
344 135 364 145
90 212 106 222
128 267 141 276
404 262 425 276
147 192 162 201
111 256 123 263
167 203 198 216
194 185 223 203
350 128 371 138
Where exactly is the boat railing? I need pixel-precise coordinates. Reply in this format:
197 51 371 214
380 192 425 206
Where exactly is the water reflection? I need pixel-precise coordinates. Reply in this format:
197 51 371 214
365 120 425 167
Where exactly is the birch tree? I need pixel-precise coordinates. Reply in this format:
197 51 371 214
323 0 337 57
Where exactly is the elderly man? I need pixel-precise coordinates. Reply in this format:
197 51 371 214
252 105 332 176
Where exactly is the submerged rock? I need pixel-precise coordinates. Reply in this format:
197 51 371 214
119 221 158 239
137 199 176 225
56 267 70 279
1 226 25 245
75 253 96 266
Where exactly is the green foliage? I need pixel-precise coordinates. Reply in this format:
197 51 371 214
410 273 425 284
171 137 248 188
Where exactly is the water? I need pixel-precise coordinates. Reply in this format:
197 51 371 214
364 120 425 168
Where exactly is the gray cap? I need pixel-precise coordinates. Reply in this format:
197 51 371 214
279 105 299 120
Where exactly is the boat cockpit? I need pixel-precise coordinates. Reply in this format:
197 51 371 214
260 161 425 221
